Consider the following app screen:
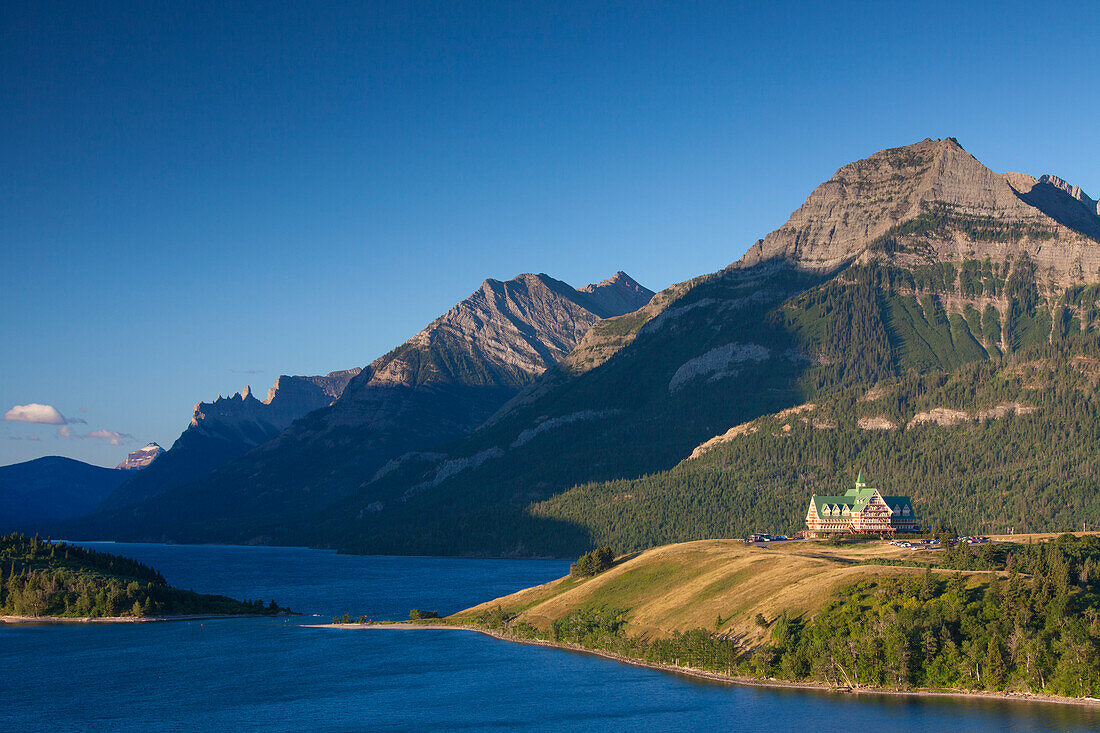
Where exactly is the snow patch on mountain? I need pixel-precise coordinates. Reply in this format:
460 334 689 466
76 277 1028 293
116 443 165 470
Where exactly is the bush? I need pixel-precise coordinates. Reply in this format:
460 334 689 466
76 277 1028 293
409 609 440 620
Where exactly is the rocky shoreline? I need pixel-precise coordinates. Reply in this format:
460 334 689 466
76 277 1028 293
1 613 281 625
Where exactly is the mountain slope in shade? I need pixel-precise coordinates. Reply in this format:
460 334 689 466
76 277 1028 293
308 137 1100 556
73 272 654 541
0 457 127 530
99 370 360 510
116 442 165 470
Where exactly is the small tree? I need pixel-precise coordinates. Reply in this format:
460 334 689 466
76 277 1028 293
570 547 615 577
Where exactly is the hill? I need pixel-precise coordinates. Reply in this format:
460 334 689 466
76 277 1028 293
449 534 1100 698
0 533 288 619
0 457 126 530
532 339 1100 551
457 539 934 642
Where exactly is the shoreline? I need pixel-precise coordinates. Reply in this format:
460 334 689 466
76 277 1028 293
306 622 1100 710
0 613 279 626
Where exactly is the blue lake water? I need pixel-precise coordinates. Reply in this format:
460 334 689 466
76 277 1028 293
2 542 1097 732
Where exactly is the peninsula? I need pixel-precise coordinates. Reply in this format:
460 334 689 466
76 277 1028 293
0 533 289 622
334 532 1100 705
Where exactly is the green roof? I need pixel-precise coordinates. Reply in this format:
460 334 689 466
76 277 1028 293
811 491 915 516
809 475 916 518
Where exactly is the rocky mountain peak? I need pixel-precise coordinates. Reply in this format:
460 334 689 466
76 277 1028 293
358 271 654 391
738 137 1100 281
116 442 165 470
1004 172 1100 241
579 271 655 318
1038 174 1097 208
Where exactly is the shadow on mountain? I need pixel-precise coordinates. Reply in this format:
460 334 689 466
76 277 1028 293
318 258 836 556
1013 179 1100 242
60 381 525 544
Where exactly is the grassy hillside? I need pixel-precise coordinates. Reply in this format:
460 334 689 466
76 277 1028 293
451 534 1100 698
454 539 946 643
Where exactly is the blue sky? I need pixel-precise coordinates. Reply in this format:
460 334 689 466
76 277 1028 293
3 1 1098 467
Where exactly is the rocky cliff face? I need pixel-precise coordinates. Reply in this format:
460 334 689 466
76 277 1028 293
578 271 656 318
115 443 165 470
97 369 360 510
739 138 1100 281
80 271 653 539
187 369 361 446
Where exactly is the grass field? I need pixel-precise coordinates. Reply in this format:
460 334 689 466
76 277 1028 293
452 535 1098 644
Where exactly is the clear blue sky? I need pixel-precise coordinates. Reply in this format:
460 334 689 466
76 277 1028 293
3 1 1098 467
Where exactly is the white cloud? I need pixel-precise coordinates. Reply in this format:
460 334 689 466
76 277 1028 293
56 426 132 446
4 403 86 425
6 403 65 424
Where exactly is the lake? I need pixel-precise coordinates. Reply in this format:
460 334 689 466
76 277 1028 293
1 542 1096 731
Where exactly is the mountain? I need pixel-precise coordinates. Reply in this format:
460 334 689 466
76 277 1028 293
98 369 361 511
116 443 165 470
73 272 654 541
304 137 1100 556
0 457 127 530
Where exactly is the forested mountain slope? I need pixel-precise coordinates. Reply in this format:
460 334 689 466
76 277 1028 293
535 340 1100 551
312 137 1100 557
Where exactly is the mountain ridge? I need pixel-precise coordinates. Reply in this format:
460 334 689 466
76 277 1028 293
98 368 362 511
71 271 654 541
68 137 1100 555
305 136 1100 556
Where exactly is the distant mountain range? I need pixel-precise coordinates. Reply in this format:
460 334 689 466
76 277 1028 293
19 136 1100 556
99 370 361 511
63 271 654 541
